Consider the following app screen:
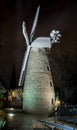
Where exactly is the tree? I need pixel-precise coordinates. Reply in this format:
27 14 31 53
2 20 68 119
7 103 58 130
0 82 6 107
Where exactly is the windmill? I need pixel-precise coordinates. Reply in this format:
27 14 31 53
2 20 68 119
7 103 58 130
18 6 61 114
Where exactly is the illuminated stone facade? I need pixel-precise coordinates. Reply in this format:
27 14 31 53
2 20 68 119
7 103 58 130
23 48 55 114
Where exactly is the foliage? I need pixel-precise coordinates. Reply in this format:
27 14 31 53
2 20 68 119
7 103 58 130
0 110 5 121
59 54 77 105
50 47 77 105
0 82 7 107
0 82 5 98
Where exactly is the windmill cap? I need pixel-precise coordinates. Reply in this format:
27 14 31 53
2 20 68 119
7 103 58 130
31 37 51 48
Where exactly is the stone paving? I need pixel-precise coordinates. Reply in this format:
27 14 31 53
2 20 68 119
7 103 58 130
4 109 77 130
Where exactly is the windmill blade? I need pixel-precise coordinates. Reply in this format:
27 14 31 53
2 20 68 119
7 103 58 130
30 5 40 43
22 21 29 46
18 6 40 86
18 46 31 86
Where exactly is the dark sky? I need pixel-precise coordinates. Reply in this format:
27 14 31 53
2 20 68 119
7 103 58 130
0 0 77 89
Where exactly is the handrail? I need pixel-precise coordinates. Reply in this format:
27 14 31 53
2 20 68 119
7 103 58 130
37 120 75 130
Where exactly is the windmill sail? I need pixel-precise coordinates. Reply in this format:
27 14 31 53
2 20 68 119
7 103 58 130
30 6 40 43
22 21 29 46
18 22 30 86
18 6 40 86
18 46 31 86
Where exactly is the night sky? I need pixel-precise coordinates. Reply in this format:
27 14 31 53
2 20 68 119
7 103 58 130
0 0 77 90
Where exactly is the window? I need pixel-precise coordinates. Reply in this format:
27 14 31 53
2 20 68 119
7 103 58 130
50 81 52 86
47 66 49 71
52 98 53 105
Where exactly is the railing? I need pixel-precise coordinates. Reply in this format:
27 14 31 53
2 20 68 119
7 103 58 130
33 120 75 130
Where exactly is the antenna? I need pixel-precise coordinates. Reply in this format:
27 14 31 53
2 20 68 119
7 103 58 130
30 6 40 43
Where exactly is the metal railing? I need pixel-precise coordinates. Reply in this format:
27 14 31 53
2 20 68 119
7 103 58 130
34 120 75 130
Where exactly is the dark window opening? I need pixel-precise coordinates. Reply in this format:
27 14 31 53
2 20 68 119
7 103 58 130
50 81 52 86
47 66 49 71
52 98 53 105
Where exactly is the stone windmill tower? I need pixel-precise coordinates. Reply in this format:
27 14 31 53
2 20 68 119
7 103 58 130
18 6 61 114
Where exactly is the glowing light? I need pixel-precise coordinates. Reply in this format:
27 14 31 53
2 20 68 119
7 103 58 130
8 113 14 117
7 113 15 120
12 91 17 97
10 108 14 110
55 99 60 106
